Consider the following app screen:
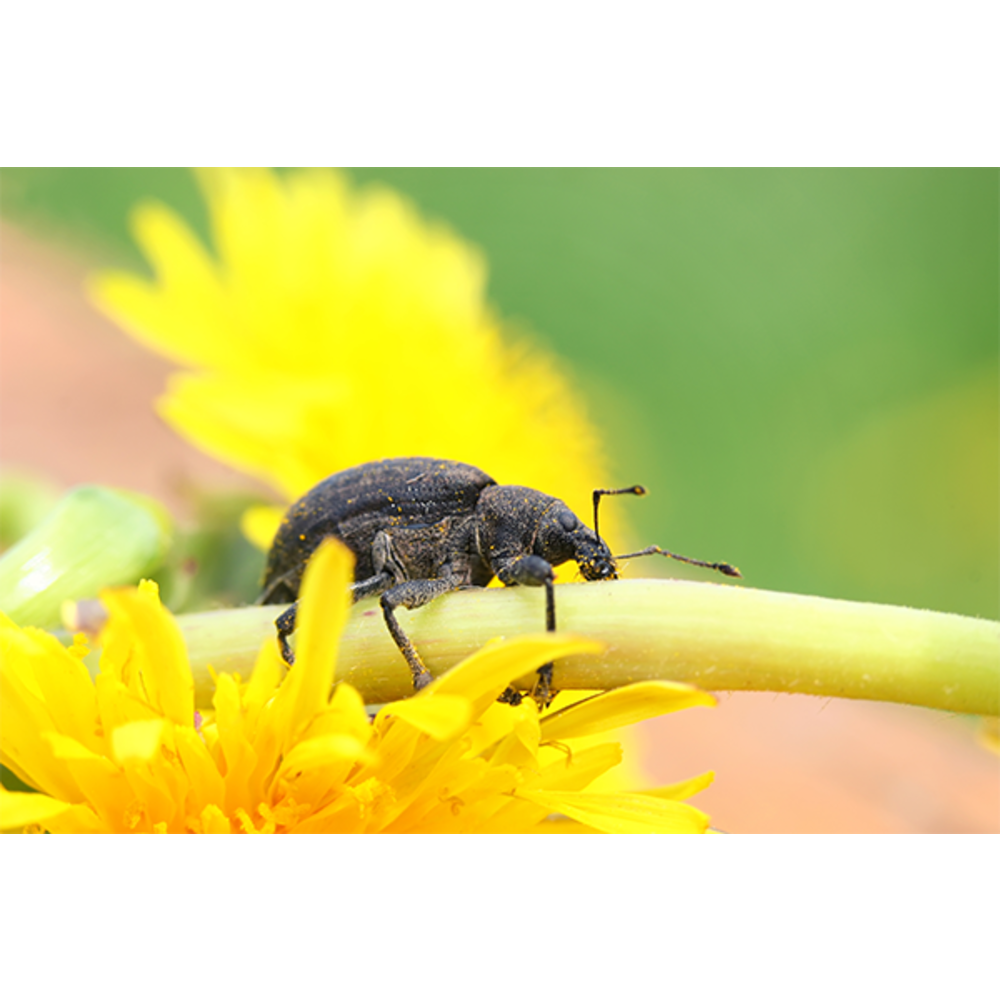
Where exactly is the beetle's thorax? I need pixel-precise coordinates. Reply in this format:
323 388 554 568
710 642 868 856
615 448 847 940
475 484 617 581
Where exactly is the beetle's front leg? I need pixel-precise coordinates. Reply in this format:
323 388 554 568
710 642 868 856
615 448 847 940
495 554 554 589
381 577 463 691
495 555 557 708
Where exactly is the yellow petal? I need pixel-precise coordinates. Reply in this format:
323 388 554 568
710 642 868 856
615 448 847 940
977 716 999 755
516 789 710 834
46 731 106 762
0 788 71 831
42 734 136 832
325 683 372 743
45 803 107 833
243 640 284 733
212 672 259 814
0 754 41 796
465 699 525 757
198 803 233 833
240 504 284 551
18 628 101 753
89 202 232 369
173 726 226 810
99 580 194 726
46 724 183 834
298 686 373 780
642 771 715 800
429 634 604 715
350 723 420 789
0 641 83 801
382 760 513 834
540 681 716 742
159 371 334 495
93 672 161 733
377 694 472 742
196 169 292 359
521 743 623 793
471 795 553 834
289 790 364 834
110 719 166 764
277 733 374 780
271 539 353 748
486 703 542 770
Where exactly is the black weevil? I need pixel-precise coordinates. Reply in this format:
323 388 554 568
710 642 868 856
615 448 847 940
259 456 740 705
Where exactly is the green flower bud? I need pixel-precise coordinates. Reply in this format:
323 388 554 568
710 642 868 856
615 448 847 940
0 485 172 628
0 470 59 549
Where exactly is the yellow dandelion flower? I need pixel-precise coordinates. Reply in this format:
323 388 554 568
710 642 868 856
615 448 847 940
89 168 625 557
0 539 713 834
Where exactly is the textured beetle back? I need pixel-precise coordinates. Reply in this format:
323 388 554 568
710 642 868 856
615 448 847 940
260 457 496 602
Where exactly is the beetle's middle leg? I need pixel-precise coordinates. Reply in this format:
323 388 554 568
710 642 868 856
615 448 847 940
380 577 463 691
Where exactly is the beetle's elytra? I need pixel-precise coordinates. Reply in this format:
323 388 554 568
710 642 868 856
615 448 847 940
259 456 740 706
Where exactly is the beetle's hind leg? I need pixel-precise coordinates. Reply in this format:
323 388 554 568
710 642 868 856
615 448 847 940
275 604 299 665
258 570 298 607
273 571 393 667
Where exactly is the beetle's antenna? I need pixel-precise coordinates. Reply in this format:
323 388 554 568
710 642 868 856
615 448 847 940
615 545 742 578
592 485 646 542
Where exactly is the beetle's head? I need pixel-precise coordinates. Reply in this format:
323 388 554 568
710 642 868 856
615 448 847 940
535 501 618 581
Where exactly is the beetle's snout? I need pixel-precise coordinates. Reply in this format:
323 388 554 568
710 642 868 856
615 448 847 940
576 541 618 581
533 500 618 580
578 556 617 581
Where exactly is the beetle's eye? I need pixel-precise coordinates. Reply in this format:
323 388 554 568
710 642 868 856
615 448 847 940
558 511 579 532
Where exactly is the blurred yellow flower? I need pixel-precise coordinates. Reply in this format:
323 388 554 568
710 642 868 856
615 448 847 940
80 168 662 809
0 539 714 834
978 716 999 755
89 168 624 556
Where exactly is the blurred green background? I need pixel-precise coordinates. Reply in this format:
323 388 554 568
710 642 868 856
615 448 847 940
2 168 996 619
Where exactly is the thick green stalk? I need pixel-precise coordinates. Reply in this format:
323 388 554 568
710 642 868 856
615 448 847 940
115 580 998 713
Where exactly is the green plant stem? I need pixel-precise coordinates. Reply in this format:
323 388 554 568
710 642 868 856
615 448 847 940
95 580 999 714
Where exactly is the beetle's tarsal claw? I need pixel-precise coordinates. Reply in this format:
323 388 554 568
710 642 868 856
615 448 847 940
275 604 298 666
531 663 556 709
498 686 524 706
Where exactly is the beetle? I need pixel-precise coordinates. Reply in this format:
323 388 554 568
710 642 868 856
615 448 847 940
259 456 739 705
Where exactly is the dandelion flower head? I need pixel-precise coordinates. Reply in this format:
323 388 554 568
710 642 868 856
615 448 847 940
89 169 623 556
0 539 713 833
